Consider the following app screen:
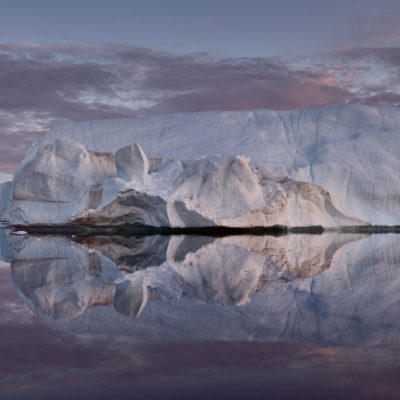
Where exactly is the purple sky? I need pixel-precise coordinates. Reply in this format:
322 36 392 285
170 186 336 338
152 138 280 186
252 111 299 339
1 0 400 172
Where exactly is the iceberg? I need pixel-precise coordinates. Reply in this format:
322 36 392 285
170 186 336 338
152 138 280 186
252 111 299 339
5 103 400 226
8 137 361 227
0 173 12 223
0 173 12 184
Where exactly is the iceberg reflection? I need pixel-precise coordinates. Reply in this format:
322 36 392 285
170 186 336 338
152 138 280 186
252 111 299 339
5 230 400 346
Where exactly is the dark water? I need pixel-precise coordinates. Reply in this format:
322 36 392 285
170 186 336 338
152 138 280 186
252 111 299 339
1 228 400 399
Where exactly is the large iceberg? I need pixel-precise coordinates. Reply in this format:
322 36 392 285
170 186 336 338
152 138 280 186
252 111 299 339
8 137 360 227
4 103 400 226
0 173 12 223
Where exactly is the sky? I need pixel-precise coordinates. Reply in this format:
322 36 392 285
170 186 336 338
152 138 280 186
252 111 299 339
1 0 400 172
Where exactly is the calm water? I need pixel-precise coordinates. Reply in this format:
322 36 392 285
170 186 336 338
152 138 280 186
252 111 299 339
1 228 400 399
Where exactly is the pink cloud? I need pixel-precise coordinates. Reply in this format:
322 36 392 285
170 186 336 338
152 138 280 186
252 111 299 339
0 42 399 172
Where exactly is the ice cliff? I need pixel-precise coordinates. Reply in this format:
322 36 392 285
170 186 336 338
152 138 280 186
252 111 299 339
8 138 360 227
4 103 400 226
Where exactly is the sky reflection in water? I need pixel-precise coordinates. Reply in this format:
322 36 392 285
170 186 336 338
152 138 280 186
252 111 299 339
1 230 400 399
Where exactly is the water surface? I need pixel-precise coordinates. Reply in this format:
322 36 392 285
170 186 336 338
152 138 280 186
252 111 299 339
1 229 400 399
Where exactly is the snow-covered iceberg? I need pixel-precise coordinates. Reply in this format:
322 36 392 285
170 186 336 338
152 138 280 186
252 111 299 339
8 137 361 227
0 173 12 223
0 173 12 184
5 103 400 226
0 182 11 223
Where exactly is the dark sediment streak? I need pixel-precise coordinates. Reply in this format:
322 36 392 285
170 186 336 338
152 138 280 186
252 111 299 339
9 223 400 237
12 224 290 237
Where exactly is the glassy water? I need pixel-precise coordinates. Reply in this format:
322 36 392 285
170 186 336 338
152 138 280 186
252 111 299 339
1 228 400 399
